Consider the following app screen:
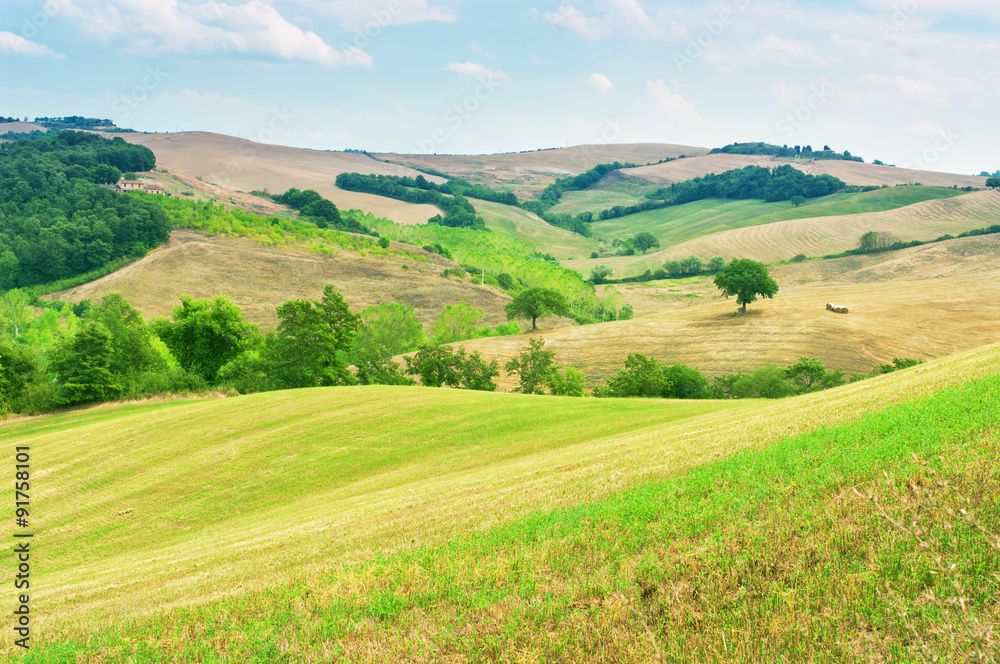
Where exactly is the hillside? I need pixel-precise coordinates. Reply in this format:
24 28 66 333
45 230 513 330
375 143 708 198
3 342 998 660
624 153 988 188
97 131 445 225
571 189 1000 275
455 234 1000 388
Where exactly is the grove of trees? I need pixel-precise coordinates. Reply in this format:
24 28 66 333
0 131 169 290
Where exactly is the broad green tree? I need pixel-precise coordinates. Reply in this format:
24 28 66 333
505 287 570 330
0 289 33 338
357 302 426 356
90 293 164 377
50 320 118 405
264 284 359 388
707 255 726 271
602 353 670 398
0 338 42 414
712 258 779 313
632 232 660 254
504 337 555 395
986 177 1000 189
431 302 485 344
151 295 262 383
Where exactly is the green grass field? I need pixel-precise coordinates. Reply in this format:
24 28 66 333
591 185 964 248
6 344 1000 662
476 200 599 259
546 179 659 216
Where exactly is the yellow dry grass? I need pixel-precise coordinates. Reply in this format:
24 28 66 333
458 235 1000 388
100 131 443 225
45 230 512 329
626 153 989 188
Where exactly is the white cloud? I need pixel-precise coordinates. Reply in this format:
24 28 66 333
644 79 698 123
531 0 660 41
587 73 614 94
294 0 455 31
446 61 511 83
0 32 63 57
58 0 372 67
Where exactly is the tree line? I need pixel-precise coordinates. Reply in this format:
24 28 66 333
0 131 168 290
334 173 486 230
710 142 864 162
0 283 583 413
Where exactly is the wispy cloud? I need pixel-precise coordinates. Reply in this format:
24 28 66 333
0 32 63 58
531 0 660 41
446 61 511 83
294 0 456 31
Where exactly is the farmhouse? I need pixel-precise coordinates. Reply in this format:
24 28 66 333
113 179 164 195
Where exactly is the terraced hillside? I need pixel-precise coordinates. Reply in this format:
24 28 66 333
457 234 1000 388
4 342 998 661
46 230 513 330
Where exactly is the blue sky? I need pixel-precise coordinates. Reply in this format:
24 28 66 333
2 0 997 174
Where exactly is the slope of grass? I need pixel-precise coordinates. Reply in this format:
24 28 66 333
15 350 1000 662
545 179 659 215
476 199 599 260
591 185 964 248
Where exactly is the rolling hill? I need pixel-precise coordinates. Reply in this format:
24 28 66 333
623 152 988 189
97 131 446 225
570 188 1000 276
455 234 1000 388
45 230 513 330
375 142 708 198
3 341 998 660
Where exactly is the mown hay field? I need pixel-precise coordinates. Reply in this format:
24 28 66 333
4 343 1000 661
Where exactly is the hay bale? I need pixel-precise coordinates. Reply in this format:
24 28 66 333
826 303 834 311
839 306 849 314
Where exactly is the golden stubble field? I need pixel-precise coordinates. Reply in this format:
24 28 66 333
456 235 1000 389
46 230 513 329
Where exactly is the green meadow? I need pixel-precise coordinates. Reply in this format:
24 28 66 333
591 185 965 246
4 344 999 662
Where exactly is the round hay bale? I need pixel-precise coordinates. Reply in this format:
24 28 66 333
826 303 834 311
839 306 849 314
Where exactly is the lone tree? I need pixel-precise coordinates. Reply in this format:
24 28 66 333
632 232 660 254
713 258 779 313
505 286 570 330
987 177 1000 189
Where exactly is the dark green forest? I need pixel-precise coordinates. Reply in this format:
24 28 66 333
0 131 168 290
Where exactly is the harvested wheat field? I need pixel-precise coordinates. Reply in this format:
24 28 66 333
624 153 988 188
45 230 513 330
376 143 708 197
99 131 443 224
456 235 1000 389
